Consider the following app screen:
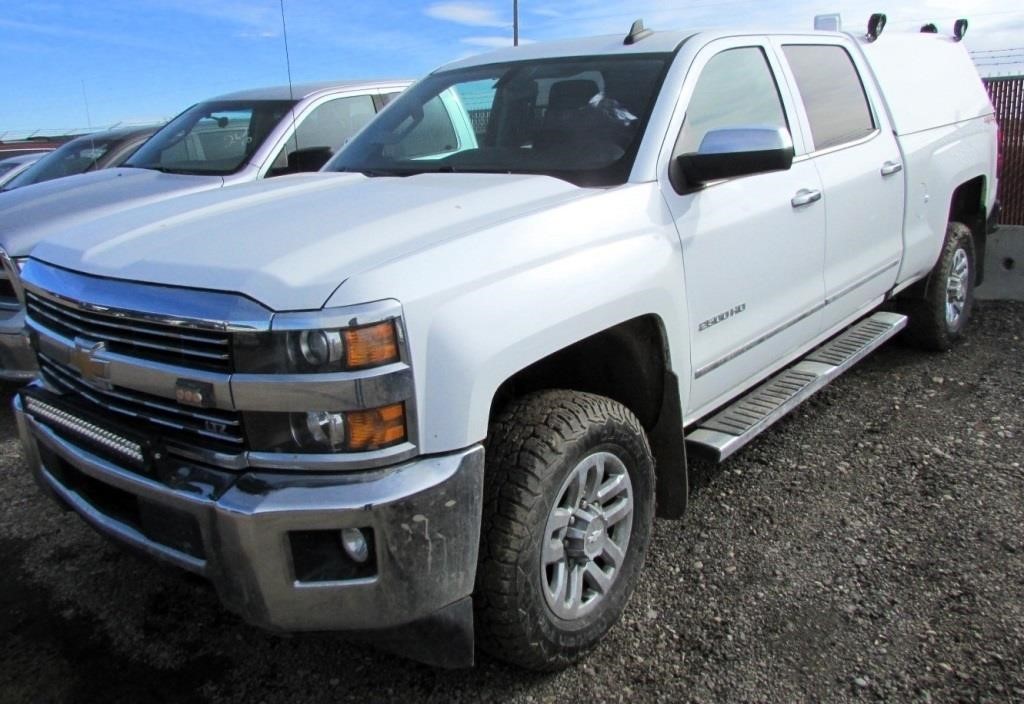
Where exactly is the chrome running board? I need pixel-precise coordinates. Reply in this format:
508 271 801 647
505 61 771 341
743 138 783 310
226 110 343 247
686 311 907 462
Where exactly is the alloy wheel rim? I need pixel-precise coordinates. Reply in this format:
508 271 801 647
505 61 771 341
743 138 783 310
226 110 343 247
946 247 969 327
541 451 633 620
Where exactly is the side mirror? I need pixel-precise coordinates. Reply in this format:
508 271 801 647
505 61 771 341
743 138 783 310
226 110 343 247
289 146 334 173
671 127 794 193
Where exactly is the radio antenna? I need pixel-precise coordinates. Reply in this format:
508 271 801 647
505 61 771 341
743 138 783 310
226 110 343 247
279 0 300 159
80 79 93 129
81 79 97 162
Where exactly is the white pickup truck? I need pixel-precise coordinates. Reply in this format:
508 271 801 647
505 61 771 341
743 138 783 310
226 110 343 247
13 19 999 670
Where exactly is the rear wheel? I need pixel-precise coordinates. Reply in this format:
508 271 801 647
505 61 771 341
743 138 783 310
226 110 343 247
475 390 655 670
903 221 976 351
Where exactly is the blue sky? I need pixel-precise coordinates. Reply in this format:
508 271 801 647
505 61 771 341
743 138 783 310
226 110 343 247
1 0 1022 137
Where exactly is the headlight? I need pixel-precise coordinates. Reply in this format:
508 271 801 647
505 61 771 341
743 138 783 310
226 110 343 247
244 403 408 453
234 320 400 373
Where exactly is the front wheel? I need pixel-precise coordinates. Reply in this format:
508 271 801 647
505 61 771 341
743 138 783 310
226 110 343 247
475 390 655 670
903 221 976 351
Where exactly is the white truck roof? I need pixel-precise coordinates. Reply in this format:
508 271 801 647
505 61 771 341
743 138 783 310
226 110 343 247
858 33 993 135
441 25 992 139
438 30 694 71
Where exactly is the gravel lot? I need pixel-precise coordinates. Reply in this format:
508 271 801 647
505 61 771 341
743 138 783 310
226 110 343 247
1 301 1022 704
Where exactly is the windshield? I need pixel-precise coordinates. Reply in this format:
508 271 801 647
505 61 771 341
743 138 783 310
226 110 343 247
4 136 119 189
327 54 671 187
125 99 295 176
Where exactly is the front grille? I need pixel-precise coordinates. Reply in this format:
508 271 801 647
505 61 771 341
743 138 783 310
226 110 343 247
26 292 232 373
38 353 244 448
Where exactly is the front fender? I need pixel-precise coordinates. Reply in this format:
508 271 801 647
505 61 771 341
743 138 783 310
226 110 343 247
326 182 691 455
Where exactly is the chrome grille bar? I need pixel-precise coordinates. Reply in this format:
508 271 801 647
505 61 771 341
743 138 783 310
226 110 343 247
26 291 231 371
28 293 230 346
39 354 244 446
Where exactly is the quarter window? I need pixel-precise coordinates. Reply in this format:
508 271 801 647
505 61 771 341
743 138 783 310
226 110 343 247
783 45 875 150
675 47 788 156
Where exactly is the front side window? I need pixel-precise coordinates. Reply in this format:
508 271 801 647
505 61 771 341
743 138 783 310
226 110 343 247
783 45 876 151
328 54 672 187
125 100 294 175
675 47 788 156
268 95 377 176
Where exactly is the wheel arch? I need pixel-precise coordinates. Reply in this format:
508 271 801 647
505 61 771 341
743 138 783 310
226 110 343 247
489 314 688 519
948 175 988 285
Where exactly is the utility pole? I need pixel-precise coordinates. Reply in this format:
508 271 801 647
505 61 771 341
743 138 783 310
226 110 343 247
513 0 519 46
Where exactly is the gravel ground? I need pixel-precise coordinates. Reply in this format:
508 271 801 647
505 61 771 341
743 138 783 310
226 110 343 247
1 300 1022 704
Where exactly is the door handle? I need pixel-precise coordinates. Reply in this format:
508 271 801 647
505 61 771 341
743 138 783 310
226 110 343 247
881 160 903 176
791 188 822 208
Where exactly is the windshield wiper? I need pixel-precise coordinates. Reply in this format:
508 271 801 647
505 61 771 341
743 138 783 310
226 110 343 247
135 165 220 176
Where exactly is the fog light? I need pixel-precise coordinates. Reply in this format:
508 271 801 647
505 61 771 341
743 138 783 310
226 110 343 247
341 527 370 563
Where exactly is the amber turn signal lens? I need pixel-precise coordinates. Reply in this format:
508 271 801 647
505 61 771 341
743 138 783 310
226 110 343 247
344 321 400 369
346 403 406 450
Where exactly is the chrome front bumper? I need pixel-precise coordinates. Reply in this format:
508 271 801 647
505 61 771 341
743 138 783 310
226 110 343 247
16 394 483 638
0 308 36 380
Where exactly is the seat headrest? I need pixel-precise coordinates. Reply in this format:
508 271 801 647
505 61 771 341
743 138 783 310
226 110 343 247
547 79 600 112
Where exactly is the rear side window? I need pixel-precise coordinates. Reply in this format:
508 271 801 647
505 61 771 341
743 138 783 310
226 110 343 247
783 45 875 150
675 47 788 156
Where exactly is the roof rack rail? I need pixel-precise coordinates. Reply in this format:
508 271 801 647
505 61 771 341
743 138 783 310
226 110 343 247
624 19 653 45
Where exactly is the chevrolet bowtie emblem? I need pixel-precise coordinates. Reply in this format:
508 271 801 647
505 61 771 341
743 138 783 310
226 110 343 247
71 338 110 383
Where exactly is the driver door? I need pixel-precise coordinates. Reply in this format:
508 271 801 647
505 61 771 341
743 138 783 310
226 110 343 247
659 40 827 418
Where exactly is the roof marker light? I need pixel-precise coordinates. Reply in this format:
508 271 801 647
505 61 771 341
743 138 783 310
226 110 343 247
953 19 968 41
867 13 887 41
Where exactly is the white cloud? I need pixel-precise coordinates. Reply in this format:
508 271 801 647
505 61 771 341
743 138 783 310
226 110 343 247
529 7 564 19
425 2 507 28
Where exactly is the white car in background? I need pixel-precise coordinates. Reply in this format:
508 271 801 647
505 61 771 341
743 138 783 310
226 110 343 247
0 78 410 379
0 153 43 189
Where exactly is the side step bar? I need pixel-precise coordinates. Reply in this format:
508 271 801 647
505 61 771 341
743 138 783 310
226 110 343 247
685 311 907 462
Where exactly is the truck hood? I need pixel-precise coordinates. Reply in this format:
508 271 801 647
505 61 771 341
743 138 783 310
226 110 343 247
31 171 594 311
0 167 222 255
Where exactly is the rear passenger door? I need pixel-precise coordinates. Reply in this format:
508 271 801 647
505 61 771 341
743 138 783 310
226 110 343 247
659 39 826 417
774 39 904 328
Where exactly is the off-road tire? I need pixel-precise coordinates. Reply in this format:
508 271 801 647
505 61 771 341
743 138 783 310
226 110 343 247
475 390 655 670
903 221 976 351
